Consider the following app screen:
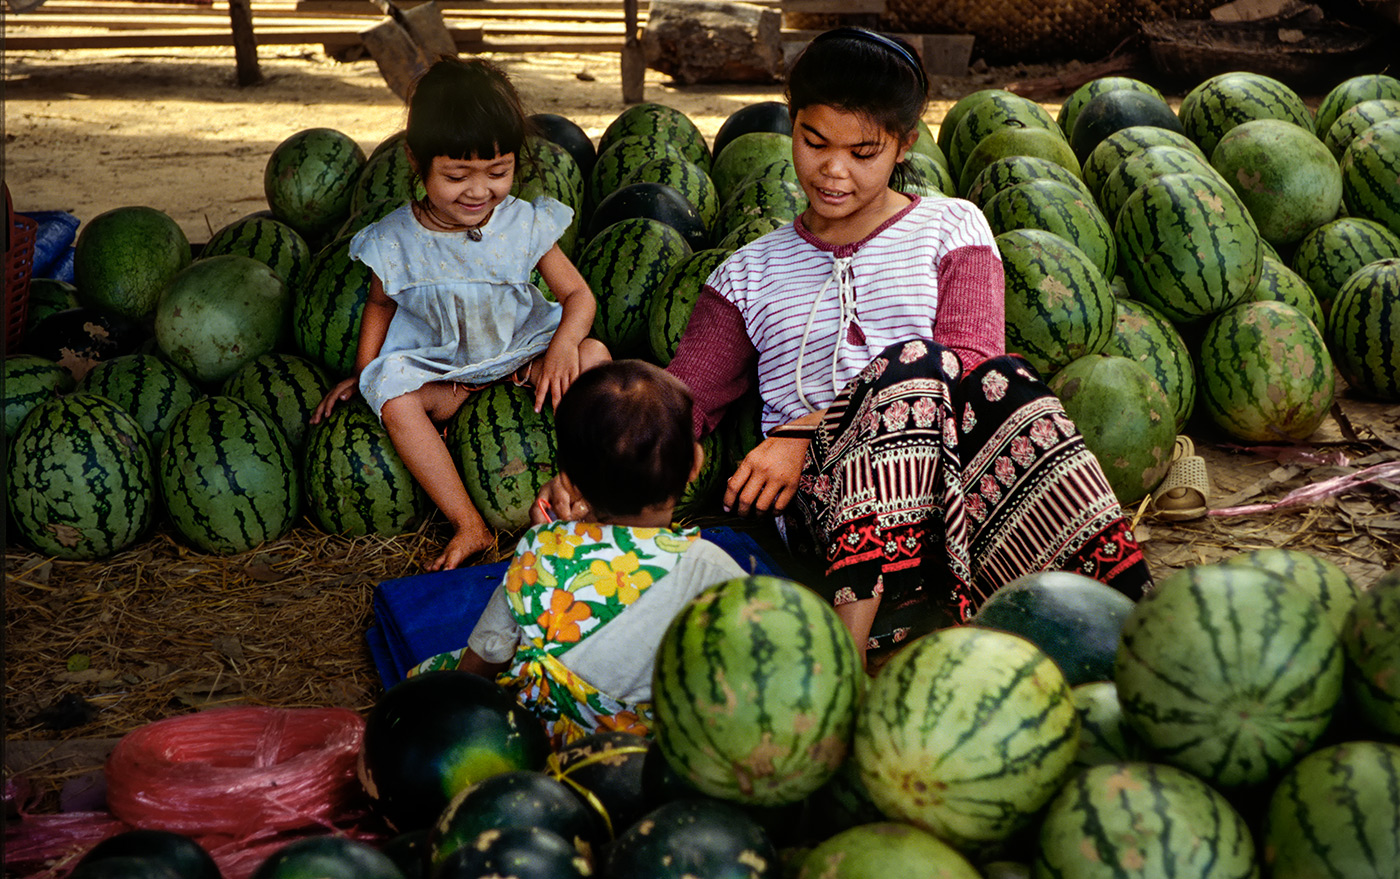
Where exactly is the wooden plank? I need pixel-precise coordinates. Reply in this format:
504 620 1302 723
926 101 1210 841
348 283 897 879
9 13 414 27
296 0 651 13
2 24 484 49
781 0 884 13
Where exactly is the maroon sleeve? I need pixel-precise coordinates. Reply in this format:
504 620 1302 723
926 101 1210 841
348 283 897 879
932 244 1006 371
665 287 758 438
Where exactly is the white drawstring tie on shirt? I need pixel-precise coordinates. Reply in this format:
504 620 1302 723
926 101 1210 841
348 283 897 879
795 254 856 413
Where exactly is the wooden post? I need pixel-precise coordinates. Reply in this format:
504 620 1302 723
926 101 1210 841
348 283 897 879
228 0 263 86
621 0 645 104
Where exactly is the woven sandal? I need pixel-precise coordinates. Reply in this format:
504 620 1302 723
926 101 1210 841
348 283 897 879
1152 435 1210 521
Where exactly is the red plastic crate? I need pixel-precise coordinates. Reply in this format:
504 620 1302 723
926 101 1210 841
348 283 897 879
5 183 38 351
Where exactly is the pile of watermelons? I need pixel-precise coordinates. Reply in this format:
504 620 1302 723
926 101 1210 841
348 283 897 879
69 561 1400 878
6 70 1400 556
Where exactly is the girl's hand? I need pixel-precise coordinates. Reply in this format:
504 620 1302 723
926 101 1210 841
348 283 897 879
533 339 581 412
725 435 810 516
311 377 358 424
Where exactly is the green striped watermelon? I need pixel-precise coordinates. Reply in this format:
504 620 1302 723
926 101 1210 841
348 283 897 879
710 132 794 205
673 431 724 520
1115 562 1344 789
647 246 733 366
6 393 154 559
1068 682 1147 776
900 150 955 198
1221 548 1360 635
292 232 370 378
447 382 556 531
1097 144 1218 226
1101 298 1196 433
79 352 204 449
1328 258 1400 400
220 352 330 454
351 131 415 216
1315 73 1400 138
575 217 690 358
263 127 367 241
1211 118 1343 246
515 136 584 260
983 179 1115 278
159 396 301 554
717 215 787 251
303 400 425 537
623 155 720 236
598 102 709 172
854 626 1079 855
1323 98 1400 160
201 214 313 290
4 354 75 437
720 390 764 474
26 278 81 330
719 177 807 239
73 205 191 321
154 255 289 386
1341 568 1400 734
1057 77 1166 139
797 822 981 879
1114 171 1263 323
587 135 689 217
1035 762 1258 879
652 575 862 806
1264 740 1400 879
996 227 1115 377
1199 300 1337 441
964 155 1092 211
1178 71 1313 157
937 89 1015 159
1048 353 1175 505
1080 124 1207 204
726 156 801 203
334 195 406 245
1292 217 1400 313
956 126 1079 198
947 92 1060 183
1341 117 1400 237
1251 254 1325 331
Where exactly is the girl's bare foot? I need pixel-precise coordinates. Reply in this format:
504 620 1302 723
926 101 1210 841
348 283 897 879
426 523 493 572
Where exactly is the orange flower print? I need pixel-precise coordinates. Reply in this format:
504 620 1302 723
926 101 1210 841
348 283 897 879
572 521 604 541
505 550 540 593
538 527 582 559
536 589 592 643
598 710 651 737
590 553 653 605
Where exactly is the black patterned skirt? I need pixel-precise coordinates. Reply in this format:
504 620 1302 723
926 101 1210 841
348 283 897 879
783 339 1151 653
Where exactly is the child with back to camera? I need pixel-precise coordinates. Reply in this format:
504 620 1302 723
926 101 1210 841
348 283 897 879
311 57 609 573
410 360 748 746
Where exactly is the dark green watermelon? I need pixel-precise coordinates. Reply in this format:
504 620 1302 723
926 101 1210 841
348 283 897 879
588 182 709 251
713 101 792 163
606 798 779 879
434 827 589 879
548 730 651 840
1069 89 1184 163
249 837 403 879
428 770 599 868
77 830 219 879
531 112 597 179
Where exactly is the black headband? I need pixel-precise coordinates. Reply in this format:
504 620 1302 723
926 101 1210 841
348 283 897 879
811 27 929 95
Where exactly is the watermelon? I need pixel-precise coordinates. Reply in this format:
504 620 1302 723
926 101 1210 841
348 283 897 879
719 390 764 474
710 132 794 204
648 247 733 366
963 154 1093 211
335 194 409 245
1057 77 1166 139
1115 562 1343 789
1080 124 1207 204
201 214 313 289
1341 569 1400 735
380 830 428 879
900 150 955 198
1114 171 1263 323
622 154 720 235
304 398 427 537
588 135 689 215
428 770 598 868
947 92 1059 182
21 306 144 383
970 570 1136 686
1101 298 1196 433
575 217 690 357
1291 216 1400 312
956 126 1079 197
1035 762 1258 879
6 393 154 560
652 575 862 806
154 255 289 386
360 670 550 832
674 431 724 520
25 277 81 329
713 101 792 163
351 131 415 216
77 830 219 879
4 354 75 437
1251 254 1325 331
1315 73 1400 139
1069 681 1147 775
447 382 556 531
1341 117 1400 237
1048 353 1174 506
605 798 778 879
434 827 588 879
249 837 403 879
1264 740 1400 879
797 822 981 879
516 135 585 258
263 127 367 241
1211 118 1342 246
1178 70 1313 157
995 227 1115 377
531 113 596 181
717 215 787 251
719 177 807 239
72 205 191 320
79 352 204 448
983 179 1115 278
854 626 1079 856
598 102 709 172
1222 548 1360 635
1068 88 1184 164
69 856 177 879
292 232 371 377
1097 143 1218 227
547 730 650 839
1323 98 1400 160
1199 300 1336 442
159 396 300 554
937 89 1016 159
1328 258 1400 400
588 182 709 252
220 352 329 454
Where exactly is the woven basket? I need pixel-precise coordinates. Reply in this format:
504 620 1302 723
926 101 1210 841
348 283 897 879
5 183 38 351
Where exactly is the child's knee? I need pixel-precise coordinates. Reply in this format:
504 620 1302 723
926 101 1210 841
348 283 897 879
579 338 611 369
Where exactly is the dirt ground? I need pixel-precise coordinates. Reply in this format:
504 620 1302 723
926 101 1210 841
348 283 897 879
3 40 1399 830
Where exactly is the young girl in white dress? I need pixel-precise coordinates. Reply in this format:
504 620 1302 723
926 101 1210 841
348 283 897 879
312 57 609 572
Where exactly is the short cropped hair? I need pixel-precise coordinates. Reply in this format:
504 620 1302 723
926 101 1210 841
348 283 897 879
554 360 696 519
405 57 532 168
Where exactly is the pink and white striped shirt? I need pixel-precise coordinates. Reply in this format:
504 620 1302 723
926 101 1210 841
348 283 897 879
669 195 1006 436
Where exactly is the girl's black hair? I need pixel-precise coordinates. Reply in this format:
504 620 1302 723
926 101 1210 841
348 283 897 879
554 360 696 520
405 57 534 170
